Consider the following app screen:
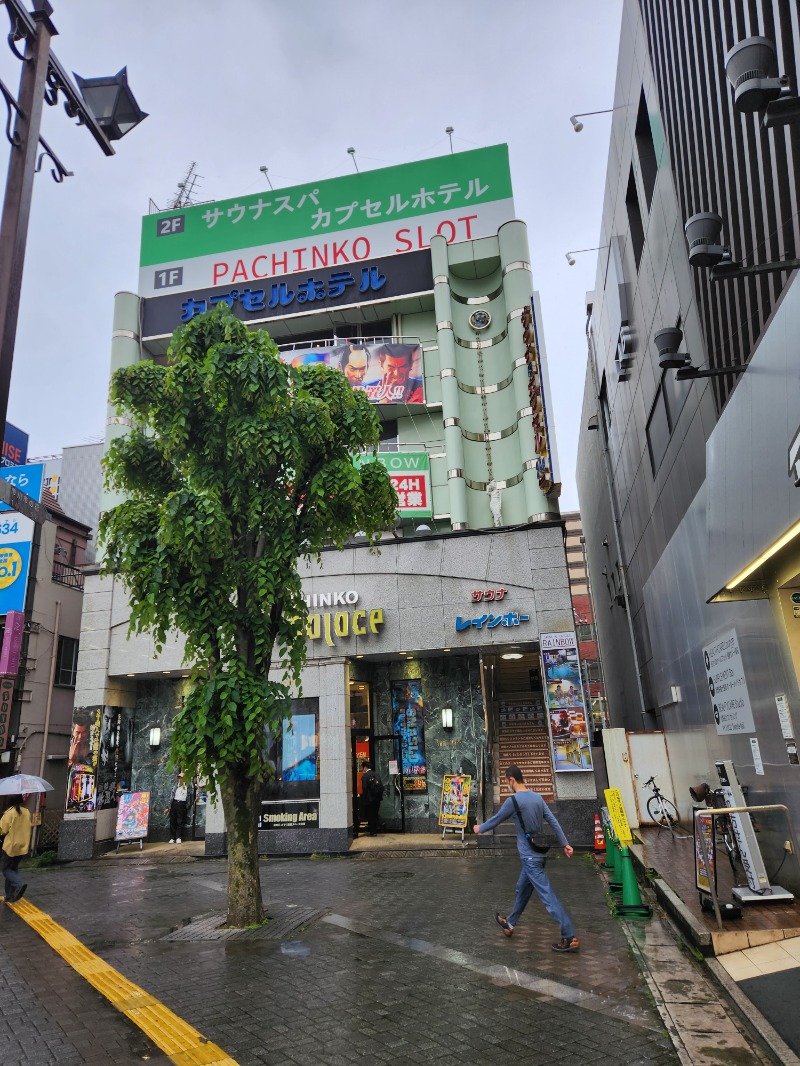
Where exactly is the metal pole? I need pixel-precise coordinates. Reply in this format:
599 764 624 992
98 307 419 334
0 3 56 442
31 597 59 853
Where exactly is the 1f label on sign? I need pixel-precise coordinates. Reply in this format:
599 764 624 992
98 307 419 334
154 267 184 290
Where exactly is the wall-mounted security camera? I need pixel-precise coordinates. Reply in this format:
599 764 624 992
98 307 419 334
684 212 727 267
653 326 688 370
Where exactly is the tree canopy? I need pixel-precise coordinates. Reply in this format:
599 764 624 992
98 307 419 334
100 306 397 923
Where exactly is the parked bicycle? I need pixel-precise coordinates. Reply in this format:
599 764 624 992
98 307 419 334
642 775 680 828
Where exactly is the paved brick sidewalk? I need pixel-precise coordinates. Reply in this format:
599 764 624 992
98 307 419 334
0 851 683 1065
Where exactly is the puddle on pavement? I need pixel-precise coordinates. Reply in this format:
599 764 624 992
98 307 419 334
280 940 311 956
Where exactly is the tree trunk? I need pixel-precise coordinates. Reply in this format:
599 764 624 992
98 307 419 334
219 769 264 927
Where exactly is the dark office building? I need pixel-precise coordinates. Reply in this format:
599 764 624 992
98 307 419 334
576 0 800 852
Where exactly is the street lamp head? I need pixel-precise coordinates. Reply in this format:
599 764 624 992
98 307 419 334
74 68 147 141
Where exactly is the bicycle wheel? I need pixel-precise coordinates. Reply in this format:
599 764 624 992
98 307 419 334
647 795 679 827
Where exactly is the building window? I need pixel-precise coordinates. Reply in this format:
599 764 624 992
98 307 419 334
646 385 671 474
635 89 658 209
55 636 79 687
625 168 645 269
576 623 596 642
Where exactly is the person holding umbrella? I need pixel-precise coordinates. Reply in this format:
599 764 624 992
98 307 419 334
0 794 31 903
0 774 53 901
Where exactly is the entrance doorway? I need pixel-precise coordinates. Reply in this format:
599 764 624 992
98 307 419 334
350 731 406 836
373 733 405 833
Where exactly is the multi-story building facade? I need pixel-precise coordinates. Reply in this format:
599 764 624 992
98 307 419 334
59 146 601 859
563 511 607 736
576 1 800 860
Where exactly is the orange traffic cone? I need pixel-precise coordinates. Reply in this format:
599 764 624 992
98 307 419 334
593 814 606 852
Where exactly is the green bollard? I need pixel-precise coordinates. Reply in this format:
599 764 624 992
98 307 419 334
608 836 623 894
601 823 614 869
614 846 652 918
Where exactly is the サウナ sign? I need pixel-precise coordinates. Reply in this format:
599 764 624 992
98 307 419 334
140 145 514 297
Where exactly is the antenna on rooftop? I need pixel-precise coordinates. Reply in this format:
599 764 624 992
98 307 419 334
168 162 203 209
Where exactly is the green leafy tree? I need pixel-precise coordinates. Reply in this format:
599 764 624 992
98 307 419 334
100 306 397 925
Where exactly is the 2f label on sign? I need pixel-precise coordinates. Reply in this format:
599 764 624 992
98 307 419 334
156 215 184 236
154 267 184 290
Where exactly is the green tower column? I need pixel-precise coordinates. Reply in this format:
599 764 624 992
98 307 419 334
99 291 142 555
431 234 468 530
498 221 554 522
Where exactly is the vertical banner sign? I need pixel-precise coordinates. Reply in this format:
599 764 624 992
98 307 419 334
702 629 755 734
354 451 432 515
0 609 24 675
66 706 101 812
438 774 471 828
0 513 33 614
115 791 151 842
391 678 428 792
0 677 13 749
521 305 553 492
540 632 593 771
694 811 716 893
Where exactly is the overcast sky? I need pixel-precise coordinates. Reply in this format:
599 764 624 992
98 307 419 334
2 0 621 509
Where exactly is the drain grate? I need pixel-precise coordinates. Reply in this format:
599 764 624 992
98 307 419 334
162 904 325 942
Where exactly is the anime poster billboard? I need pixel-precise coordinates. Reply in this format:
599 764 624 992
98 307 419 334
390 678 428 792
438 774 472 828
281 338 424 405
115 791 150 842
540 632 593 772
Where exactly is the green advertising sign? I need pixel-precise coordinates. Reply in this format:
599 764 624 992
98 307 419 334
139 145 513 298
354 452 432 517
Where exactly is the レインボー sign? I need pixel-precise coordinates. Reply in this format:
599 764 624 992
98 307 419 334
140 145 514 297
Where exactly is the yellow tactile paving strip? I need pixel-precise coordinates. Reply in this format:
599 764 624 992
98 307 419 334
719 934 800 981
8 897 238 1065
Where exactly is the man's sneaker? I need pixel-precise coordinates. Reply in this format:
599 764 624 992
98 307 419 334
495 913 513 937
10 885 26 904
552 936 580 953
169 839 175 844
176 838 182 844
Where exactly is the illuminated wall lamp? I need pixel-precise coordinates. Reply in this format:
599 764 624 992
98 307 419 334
725 517 800 589
441 707 454 730
149 726 162 749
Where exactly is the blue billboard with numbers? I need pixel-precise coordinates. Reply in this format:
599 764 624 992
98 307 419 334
0 513 33 614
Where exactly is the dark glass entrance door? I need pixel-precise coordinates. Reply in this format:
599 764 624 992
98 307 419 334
373 733 405 833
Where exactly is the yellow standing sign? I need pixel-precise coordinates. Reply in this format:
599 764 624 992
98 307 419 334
604 787 633 845
439 774 471 840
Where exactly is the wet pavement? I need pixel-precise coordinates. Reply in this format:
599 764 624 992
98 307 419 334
0 849 780 1065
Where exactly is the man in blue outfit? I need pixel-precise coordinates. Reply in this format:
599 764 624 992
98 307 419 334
473 764 579 952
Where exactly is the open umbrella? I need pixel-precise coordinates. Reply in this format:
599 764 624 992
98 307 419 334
0 773 54 795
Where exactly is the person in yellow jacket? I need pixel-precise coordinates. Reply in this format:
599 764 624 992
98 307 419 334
0 795 31 903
